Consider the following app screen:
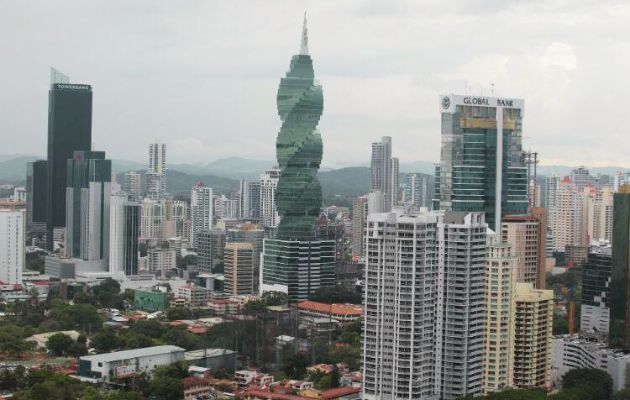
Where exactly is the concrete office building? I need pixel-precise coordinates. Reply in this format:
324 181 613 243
502 208 548 289
224 242 255 296
196 229 226 273
259 167 280 229
146 247 176 274
571 166 591 190
351 195 368 258
146 143 166 199
123 171 142 201
65 151 111 263
191 183 213 248
581 246 612 334
26 160 48 235
261 239 335 302
483 240 516 394
552 334 630 393
109 194 140 276
78 346 184 383
362 210 487 400
46 69 92 250
226 224 264 290
0 209 25 284
513 283 553 389
239 180 261 221
433 94 528 232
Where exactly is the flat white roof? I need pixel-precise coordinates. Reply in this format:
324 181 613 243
80 345 184 363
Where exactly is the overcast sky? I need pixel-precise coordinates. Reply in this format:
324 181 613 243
1 0 629 168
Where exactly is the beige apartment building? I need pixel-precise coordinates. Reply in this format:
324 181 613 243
224 242 255 296
484 241 516 394
513 283 553 389
501 207 547 289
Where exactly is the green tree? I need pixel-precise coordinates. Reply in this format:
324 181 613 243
166 307 192 321
309 285 361 304
0 337 34 358
68 304 101 330
283 353 308 379
153 361 189 380
149 377 183 400
561 368 613 400
162 327 202 350
46 333 74 356
614 389 630 400
129 320 166 338
67 341 88 357
91 329 120 353
261 291 288 306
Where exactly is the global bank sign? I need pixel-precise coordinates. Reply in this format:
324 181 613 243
440 94 524 113
463 97 515 107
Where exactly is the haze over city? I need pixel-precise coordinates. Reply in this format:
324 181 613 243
2 0 629 167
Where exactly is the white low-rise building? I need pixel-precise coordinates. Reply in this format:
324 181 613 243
551 334 630 392
78 345 185 383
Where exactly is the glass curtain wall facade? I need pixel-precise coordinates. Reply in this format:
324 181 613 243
611 190 630 349
65 151 111 261
261 16 335 302
46 81 92 249
433 95 528 231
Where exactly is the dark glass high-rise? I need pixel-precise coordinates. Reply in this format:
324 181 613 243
45 72 92 250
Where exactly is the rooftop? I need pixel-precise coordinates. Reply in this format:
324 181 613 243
297 301 362 317
80 345 184 363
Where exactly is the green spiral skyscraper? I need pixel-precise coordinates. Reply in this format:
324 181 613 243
275 13 323 241
260 15 335 302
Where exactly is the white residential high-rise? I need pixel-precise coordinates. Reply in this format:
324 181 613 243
190 183 213 248
351 196 368 258
363 209 487 400
585 186 614 243
545 175 560 228
367 190 385 215
363 210 439 400
147 142 166 199
404 173 428 209
435 212 487 399
370 136 399 210
550 178 588 251
260 167 280 228
0 209 25 284
140 198 165 239
109 194 140 276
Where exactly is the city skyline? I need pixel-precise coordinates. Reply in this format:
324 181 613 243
2 1 630 167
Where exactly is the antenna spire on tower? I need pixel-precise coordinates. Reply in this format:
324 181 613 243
300 12 308 55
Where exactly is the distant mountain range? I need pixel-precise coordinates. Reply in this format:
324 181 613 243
2 153 627 192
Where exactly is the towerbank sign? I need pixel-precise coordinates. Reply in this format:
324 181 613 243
440 94 524 114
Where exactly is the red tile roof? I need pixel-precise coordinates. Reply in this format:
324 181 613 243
320 387 361 399
242 389 309 400
297 301 362 317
